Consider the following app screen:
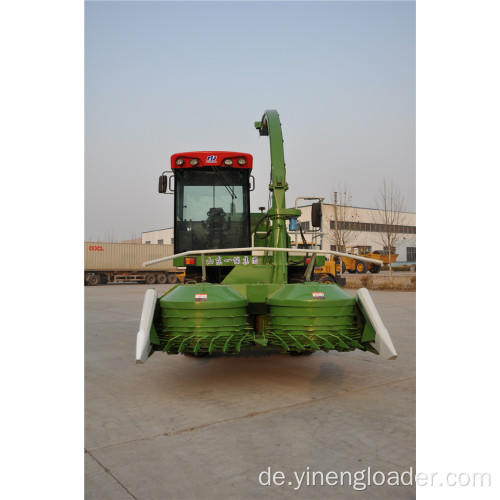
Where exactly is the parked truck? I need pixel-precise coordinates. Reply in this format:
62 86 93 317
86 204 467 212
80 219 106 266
84 242 181 285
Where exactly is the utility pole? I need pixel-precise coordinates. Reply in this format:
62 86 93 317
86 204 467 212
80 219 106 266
334 191 339 251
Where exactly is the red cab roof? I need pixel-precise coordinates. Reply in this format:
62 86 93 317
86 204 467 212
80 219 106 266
171 151 253 170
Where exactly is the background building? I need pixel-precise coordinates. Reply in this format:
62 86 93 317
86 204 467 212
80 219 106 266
296 203 416 264
121 238 141 244
137 204 416 264
141 227 174 245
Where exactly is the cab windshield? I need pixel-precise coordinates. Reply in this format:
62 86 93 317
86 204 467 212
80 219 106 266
174 168 251 253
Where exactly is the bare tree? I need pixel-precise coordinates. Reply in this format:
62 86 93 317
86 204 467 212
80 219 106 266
372 180 409 279
327 184 360 252
121 234 141 244
103 230 116 242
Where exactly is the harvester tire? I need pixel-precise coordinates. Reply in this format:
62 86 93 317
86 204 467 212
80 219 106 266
369 264 381 274
145 274 156 285
87 274 100 286
356 262 367 274
156 274 167 284
167 274 178 284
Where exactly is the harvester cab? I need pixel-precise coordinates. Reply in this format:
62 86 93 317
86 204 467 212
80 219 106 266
159 151 254 283
136 110 396 363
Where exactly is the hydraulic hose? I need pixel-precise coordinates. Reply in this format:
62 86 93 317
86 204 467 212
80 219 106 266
253 213 272 240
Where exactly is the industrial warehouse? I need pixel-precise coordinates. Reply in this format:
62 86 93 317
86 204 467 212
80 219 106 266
140 203 416 265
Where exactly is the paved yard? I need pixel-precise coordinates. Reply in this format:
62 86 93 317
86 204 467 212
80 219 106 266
85 284 415 499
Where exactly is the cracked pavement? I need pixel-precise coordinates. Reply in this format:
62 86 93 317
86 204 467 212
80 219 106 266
85 284 415 499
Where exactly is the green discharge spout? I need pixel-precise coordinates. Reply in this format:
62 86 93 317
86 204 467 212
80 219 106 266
254 110 294 284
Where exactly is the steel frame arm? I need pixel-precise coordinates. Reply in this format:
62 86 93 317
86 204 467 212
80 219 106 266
254 110 295 283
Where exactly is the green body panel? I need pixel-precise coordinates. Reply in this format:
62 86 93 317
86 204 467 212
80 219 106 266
156 284 253 354
228 283 283 316
267 208 301 217
152 280 369 356
356 295 377 343
221 265 274 285
267 281 354 307
159 283 248 309
288 255 325 266
230 283 284 304
250 212 271 235
150 321 160 345
265 283 364 353
150 110 381 357
173 254 260 267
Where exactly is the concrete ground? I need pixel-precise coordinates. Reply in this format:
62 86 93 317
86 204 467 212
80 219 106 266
85 284 415 500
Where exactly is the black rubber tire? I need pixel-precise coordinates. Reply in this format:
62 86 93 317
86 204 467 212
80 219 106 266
167 274 178 284
369 264 381 274
145 274 156 285
100 274 109 285
87 274 100 286
318 275 335 284
355 261 367 274
335 262 346 274
156 274 167 284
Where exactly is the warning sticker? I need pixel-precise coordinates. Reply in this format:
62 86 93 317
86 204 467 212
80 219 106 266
312 292 325 300
194 294 207 302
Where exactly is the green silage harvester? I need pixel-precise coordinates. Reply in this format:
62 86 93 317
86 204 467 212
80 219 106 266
136 110 397 362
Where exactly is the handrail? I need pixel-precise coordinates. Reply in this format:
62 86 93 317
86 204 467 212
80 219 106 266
143 246 383 267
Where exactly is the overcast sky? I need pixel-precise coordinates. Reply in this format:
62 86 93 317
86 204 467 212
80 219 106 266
85 0 415 242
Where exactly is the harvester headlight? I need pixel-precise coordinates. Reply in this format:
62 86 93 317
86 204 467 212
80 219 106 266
224 159 233 166
189 159 199 166
175 158 185 166
237 158 246 165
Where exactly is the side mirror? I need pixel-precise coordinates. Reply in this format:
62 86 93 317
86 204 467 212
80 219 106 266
158 175 168 193
311 202 322 228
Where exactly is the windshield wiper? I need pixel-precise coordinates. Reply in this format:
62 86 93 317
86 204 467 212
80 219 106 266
209 164 237 199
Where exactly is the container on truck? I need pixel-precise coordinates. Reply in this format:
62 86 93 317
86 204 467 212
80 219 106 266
84 242 181 285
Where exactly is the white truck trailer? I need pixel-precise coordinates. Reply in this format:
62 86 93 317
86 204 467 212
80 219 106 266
84 242 180 285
